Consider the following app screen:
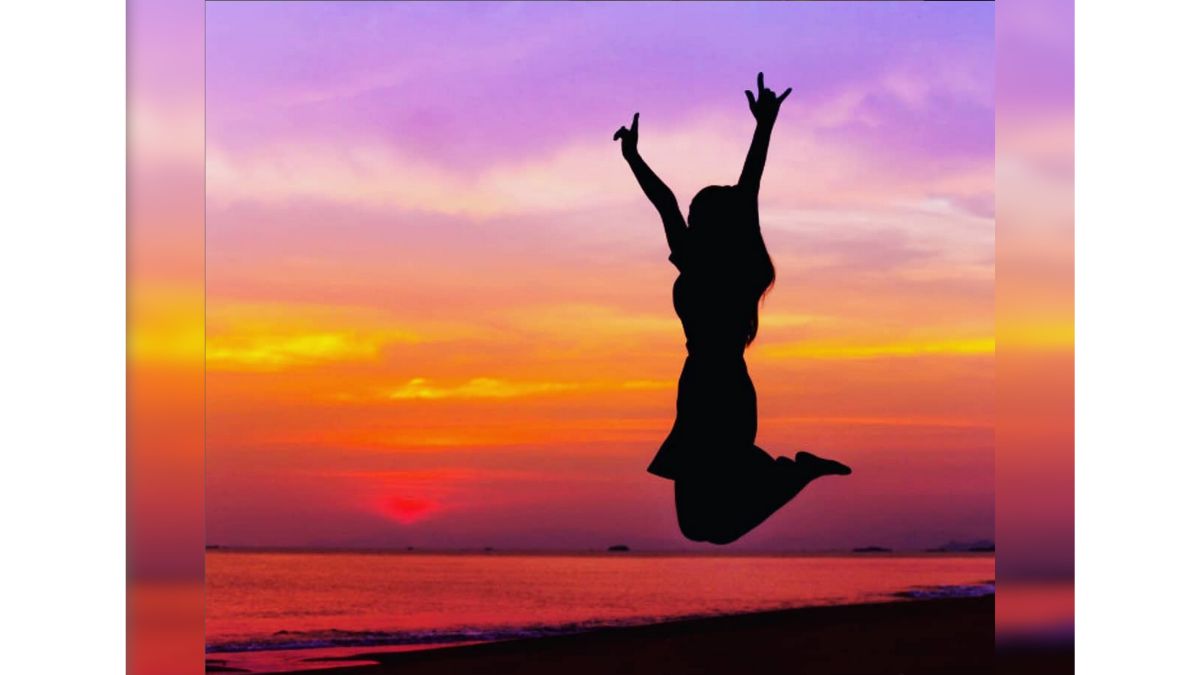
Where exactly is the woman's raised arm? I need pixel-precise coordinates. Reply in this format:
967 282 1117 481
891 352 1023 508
738 73 791 194
614 113 687 253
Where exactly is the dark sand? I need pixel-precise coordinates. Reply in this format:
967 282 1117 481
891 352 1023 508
277 596 995 675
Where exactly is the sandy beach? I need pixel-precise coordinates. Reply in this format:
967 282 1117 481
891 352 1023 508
255 596 994 675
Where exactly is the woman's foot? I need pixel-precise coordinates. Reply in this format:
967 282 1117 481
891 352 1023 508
792 451 852 485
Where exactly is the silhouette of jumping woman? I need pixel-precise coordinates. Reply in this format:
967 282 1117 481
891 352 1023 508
614 73 851 544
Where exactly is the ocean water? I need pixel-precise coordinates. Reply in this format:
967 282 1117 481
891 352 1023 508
206 550 993 671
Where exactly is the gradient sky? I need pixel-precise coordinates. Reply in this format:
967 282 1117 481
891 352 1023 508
996 0 1073 581
205 1 995 551
130 0 205 579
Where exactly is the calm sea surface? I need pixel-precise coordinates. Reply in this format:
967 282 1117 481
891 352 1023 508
206 550 993 670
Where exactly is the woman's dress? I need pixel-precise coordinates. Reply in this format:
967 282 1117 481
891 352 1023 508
646 236 771 481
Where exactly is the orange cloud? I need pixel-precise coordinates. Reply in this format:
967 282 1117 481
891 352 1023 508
205 302 421 371
386 377 579 400
207 331 406 371
762 337 994 360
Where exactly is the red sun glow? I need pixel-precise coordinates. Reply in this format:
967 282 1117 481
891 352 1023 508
381 496 439 524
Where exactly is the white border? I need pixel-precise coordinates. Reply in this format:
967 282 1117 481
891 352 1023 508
1077 1 1200 672
0 1 126 672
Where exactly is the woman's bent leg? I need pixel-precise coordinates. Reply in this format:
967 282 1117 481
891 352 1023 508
674 479 717 543
673 450 803 544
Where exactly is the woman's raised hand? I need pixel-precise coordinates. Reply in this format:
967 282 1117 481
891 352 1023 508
744 72 791 124
613 112 640 159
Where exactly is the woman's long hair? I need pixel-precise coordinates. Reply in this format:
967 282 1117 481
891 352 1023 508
687 185 776 345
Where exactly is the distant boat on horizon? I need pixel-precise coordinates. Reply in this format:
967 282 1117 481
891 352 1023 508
852 546 892 553
607 545 631 552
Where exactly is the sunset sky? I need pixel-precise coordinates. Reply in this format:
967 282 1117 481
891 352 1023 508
204 1 996 550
